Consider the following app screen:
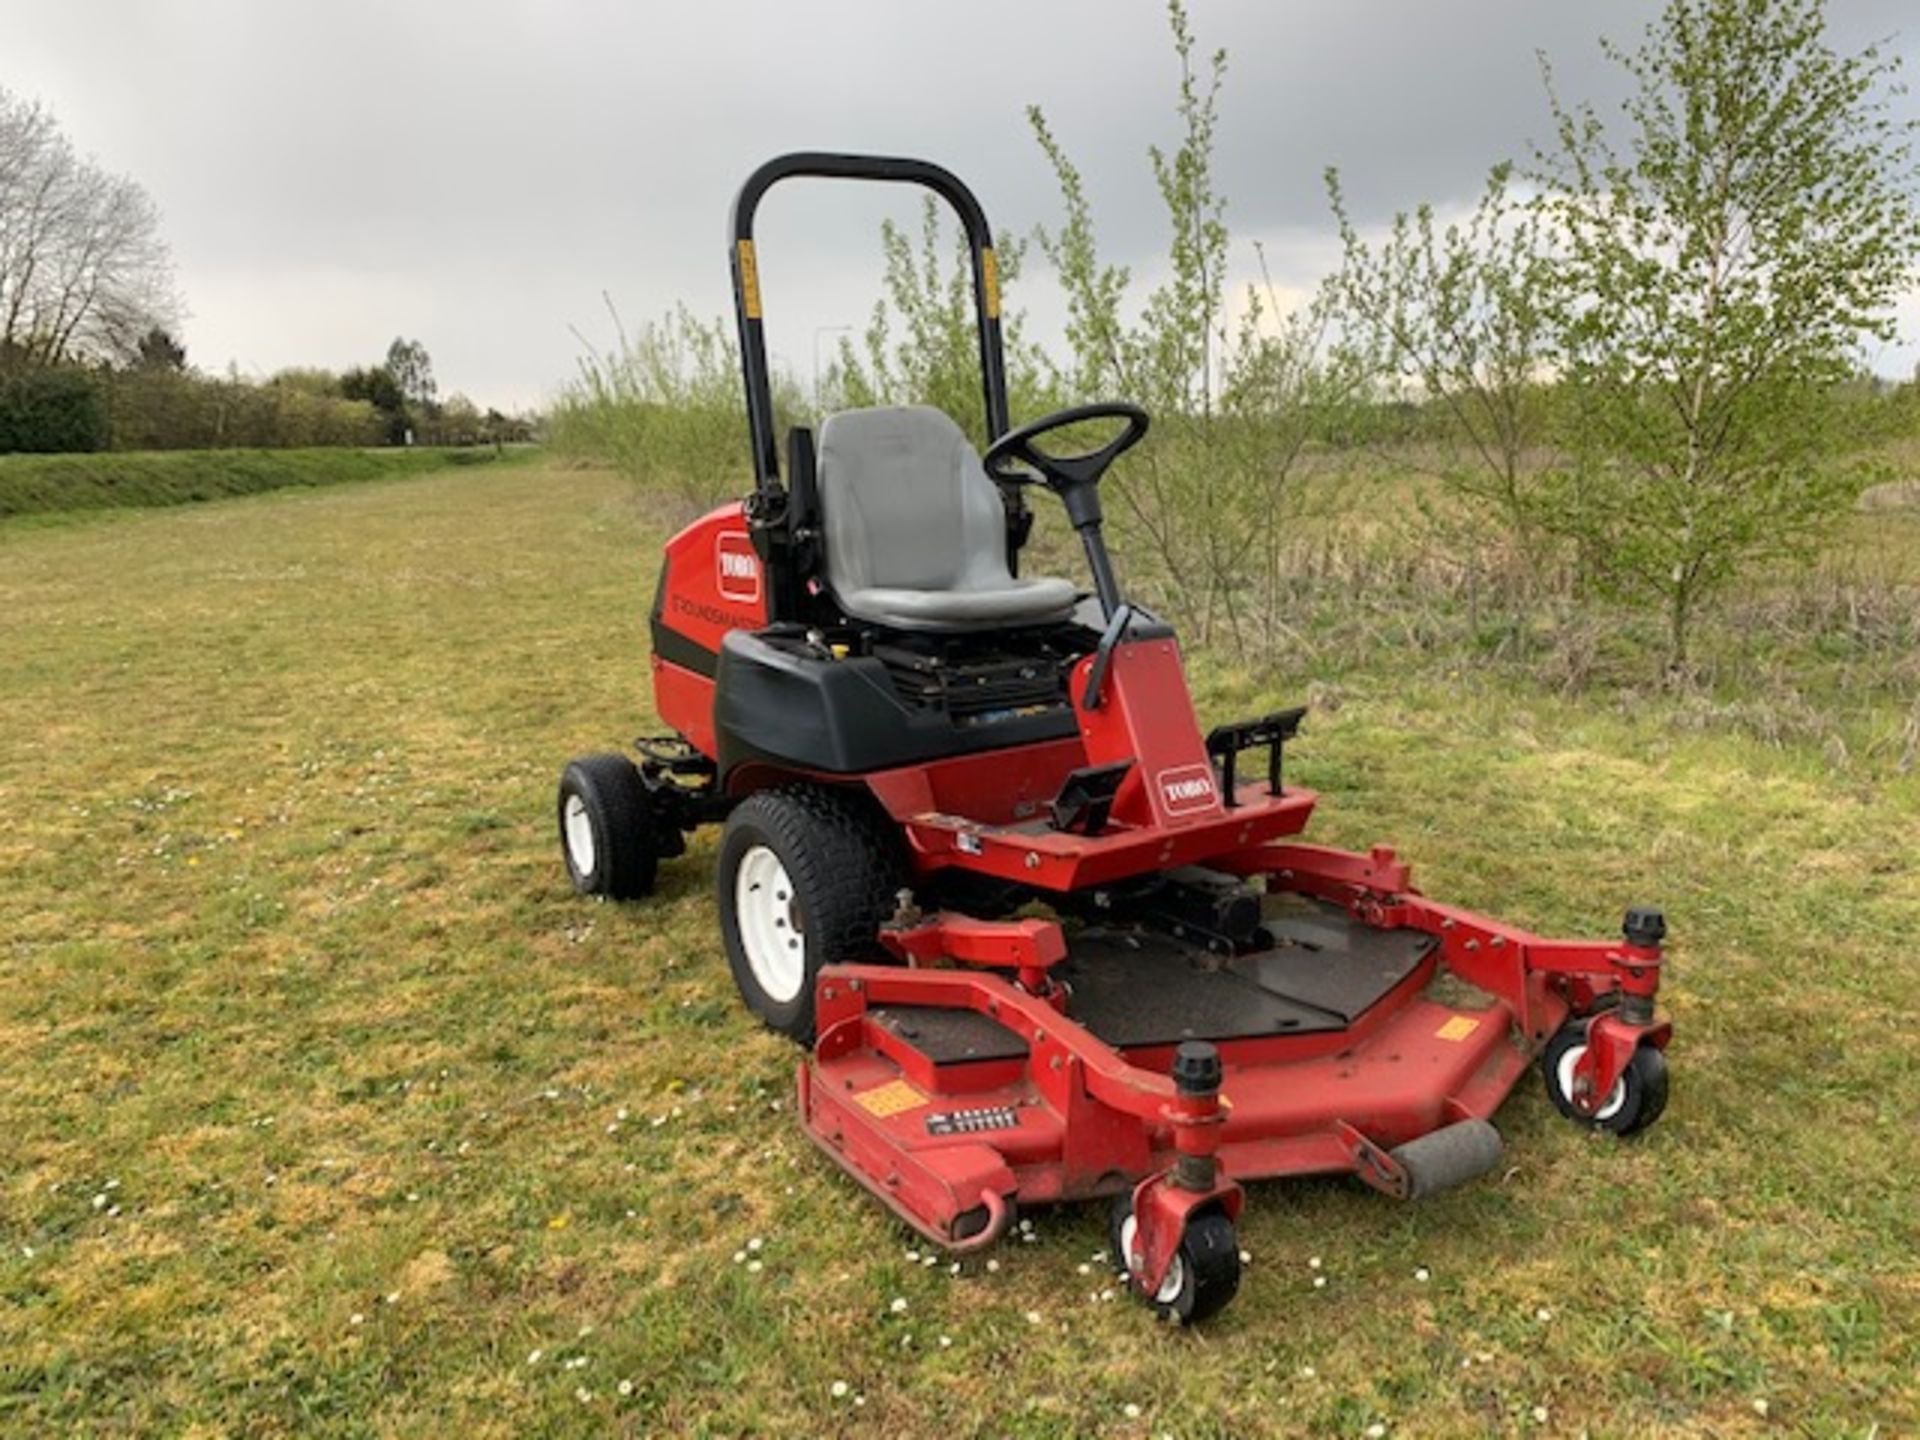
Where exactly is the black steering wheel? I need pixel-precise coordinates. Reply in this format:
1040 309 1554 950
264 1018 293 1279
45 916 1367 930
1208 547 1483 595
983 401 1150 498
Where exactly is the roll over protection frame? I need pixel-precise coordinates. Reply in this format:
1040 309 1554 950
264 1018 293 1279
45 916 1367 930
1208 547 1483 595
728 152 1013 493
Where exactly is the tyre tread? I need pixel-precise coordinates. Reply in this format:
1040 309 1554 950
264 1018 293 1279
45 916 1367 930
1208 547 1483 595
719 784 904 1042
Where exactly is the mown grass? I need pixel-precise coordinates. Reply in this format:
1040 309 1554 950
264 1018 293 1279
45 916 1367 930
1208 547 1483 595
0 445 505 520
1 456 1915 1437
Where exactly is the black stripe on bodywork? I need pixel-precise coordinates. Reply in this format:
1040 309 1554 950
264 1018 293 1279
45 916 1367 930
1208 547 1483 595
652 619 719 679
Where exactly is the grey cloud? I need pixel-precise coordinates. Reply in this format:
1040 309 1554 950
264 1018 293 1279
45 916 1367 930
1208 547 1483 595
3 0 1914 407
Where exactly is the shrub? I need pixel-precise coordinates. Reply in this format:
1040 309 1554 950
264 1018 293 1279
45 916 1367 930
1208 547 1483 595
0 367 109 454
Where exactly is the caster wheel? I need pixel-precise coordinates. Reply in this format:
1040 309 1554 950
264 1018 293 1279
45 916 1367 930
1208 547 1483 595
1108 1194 1241 1325
1543 1020 1669 1136
557 754 659 899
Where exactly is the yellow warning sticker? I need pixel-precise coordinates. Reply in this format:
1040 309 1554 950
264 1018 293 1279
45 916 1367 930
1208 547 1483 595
737 239 763 320
853 1079 928 1118
980 247 1001 319
1436 1016 1481 1043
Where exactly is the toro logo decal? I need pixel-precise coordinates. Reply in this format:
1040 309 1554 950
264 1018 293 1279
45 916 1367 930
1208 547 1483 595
1156 764 1219 816
715 531 761 603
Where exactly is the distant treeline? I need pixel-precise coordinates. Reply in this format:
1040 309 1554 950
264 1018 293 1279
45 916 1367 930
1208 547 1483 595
0 332 538 456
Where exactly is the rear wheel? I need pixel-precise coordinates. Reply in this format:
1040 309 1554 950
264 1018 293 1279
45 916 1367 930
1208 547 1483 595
557 754 659 899
717 786 903 1043
1542 1020 1669 1136
1108 1194 1241 1325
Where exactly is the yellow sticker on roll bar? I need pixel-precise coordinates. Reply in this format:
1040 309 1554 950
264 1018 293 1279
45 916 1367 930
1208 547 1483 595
737 239 763 320
981 247 1001 319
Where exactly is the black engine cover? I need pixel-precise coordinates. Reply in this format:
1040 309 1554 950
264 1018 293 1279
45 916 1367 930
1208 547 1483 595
714 629 1078 778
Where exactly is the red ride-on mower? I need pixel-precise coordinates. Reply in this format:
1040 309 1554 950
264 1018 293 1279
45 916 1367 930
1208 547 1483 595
557 153 1672 1323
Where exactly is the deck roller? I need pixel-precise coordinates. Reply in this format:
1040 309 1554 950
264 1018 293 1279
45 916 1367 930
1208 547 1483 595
1390 1119 1505 1200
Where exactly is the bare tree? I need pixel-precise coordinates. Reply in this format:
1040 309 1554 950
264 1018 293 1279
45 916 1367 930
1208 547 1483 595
0 86 177 368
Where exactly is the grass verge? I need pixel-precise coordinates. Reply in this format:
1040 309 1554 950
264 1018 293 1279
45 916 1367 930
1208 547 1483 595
0 445 507 520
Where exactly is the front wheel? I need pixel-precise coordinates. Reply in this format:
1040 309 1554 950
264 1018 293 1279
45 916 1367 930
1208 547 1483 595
716 786 903 1044
1542 1020 1669 1136
557 754 659 899
1108 1195 1241 1325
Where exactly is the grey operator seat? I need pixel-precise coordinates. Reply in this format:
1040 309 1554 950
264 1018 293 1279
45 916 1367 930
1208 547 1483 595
815 405 1078 631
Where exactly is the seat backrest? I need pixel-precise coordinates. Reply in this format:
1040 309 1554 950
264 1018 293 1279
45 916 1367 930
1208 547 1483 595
816 406 1013 597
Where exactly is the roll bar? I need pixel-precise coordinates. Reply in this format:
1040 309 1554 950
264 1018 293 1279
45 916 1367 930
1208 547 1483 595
728 152 1013 495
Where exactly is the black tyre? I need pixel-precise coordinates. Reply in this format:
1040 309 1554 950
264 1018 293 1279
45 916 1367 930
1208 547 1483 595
1108 1194 1242 1325
1542 1020 1669 1137
557 754 659 899
716 786 904 1044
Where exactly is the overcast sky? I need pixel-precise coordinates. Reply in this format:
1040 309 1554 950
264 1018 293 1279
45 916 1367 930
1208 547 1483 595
4 0 1916 410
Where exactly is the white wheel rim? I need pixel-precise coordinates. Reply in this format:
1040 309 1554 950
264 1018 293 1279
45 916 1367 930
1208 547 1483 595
563 793 596 876
1119 1214 1185 1306
1556 1042 1628 1122
735 845 805 1003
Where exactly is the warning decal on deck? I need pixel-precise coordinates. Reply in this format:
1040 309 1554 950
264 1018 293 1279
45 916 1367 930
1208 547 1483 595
1435 1016 1481 1042
853 1079 928 1118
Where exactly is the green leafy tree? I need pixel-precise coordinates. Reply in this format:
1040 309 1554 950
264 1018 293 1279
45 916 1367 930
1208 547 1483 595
1532 0 1920 678
549 299 752 508
1027 0 1369 648
385 338 436 415
830 196 1054 448
1327 163 1559 618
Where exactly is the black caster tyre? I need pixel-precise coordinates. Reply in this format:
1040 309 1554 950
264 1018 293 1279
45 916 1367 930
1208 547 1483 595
716 786 904 1044
558 754 659 899
1543 1020 1669 1137
1108 1194 1242 1325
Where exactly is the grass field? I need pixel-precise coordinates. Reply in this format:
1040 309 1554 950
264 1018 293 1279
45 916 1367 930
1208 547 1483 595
2 455 1915 1437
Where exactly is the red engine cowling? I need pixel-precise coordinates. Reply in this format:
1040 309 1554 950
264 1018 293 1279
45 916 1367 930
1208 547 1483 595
650 502 767 759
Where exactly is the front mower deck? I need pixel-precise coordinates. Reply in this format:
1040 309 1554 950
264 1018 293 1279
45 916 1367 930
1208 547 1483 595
796 831 1671 1277
799 874 1568 1249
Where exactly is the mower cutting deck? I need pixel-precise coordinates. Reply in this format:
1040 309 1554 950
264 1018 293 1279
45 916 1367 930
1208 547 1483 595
556 152 1672 1324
